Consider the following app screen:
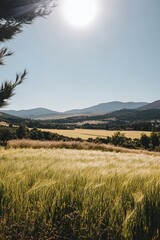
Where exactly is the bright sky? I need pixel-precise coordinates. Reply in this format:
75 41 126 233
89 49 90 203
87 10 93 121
1 0 160 111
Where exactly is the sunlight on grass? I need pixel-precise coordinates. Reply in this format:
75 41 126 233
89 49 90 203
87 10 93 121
40 129 151 140
0 148 160 239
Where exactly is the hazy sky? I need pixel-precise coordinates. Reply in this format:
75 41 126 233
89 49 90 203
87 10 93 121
1 0 160 111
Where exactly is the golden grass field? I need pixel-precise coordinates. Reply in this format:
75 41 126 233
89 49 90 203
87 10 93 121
8 139 160 156
40 128 151 140
0 147 160 239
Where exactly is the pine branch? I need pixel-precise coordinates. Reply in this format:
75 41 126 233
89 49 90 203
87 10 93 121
0 1 57 43
0 1 57 109
0 21 22 42
0 47 13 65
0 69 27 107
0 0 57 23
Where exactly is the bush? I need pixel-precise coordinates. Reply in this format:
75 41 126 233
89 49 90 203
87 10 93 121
150 132 159 149
111 132 126 146
16 124 29 139
0 127 16 146
140 134 150 149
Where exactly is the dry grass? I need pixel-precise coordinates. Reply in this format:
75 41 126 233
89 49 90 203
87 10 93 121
0 148 160 239
1 148 160 178
8 139 160 156
39 128 151 140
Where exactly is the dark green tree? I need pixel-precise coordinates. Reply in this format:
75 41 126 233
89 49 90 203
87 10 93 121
0 0 57 107
16 124 29 139
0 127 13 146
0 70 27 107
150 132 159 149
111 131 126 146
140 134 150 149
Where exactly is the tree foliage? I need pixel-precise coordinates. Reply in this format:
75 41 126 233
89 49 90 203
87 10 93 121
150 132 159 149
140 134 150 149
0 0 56 108
0 70 27 107
0 0 57 22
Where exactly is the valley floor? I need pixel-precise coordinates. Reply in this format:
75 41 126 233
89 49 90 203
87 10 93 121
40 129 151 140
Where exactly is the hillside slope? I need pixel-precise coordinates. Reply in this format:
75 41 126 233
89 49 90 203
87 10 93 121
1 102 148 119
65 101 148 114
1 108 62 119
137 100 160 110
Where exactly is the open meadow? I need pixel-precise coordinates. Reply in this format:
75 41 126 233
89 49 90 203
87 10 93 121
0 147 160 239
40 129 151 140
1 1 159 240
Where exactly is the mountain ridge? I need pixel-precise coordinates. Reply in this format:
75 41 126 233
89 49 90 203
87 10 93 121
1 107 62 119
65 101 148 115
137 100 160 111
0 101 150 119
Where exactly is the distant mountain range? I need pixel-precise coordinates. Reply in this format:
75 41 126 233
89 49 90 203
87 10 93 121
1 108 61 119
1 100 160 119
65 101 148 115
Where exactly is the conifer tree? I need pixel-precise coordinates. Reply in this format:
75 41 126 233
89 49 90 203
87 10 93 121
0 0 56 107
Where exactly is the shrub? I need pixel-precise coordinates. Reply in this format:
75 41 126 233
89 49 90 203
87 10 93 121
140 134 150 149
111 132 126 146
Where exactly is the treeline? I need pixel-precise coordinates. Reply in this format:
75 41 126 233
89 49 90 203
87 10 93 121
26 120 160 131
0 125 81 146
19 120 160 131
0 125 160 151
80 121 160 131
26 120 75 130
87 132 160 151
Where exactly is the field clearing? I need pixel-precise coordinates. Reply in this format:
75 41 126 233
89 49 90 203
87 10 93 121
0 121 9 127
40 128 151 139
0 148 160 239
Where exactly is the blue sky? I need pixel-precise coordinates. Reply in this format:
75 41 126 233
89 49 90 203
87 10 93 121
1 0 160 111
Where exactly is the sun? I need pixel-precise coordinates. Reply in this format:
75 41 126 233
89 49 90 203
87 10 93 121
62 0 98 28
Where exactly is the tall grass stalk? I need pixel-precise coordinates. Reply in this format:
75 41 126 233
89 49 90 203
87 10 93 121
0 148 160 239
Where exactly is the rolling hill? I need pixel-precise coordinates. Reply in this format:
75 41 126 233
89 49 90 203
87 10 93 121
50 109 160 124
0 111 24 126
65 101 148 114
107 109 160 121
1 108 160 131
137 100 160 110
1 108 62 119
1 101 148 119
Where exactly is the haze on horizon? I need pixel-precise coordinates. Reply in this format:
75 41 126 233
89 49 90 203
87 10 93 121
1 0 160 111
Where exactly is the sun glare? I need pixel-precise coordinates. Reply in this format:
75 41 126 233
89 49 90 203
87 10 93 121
62 0 98 28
